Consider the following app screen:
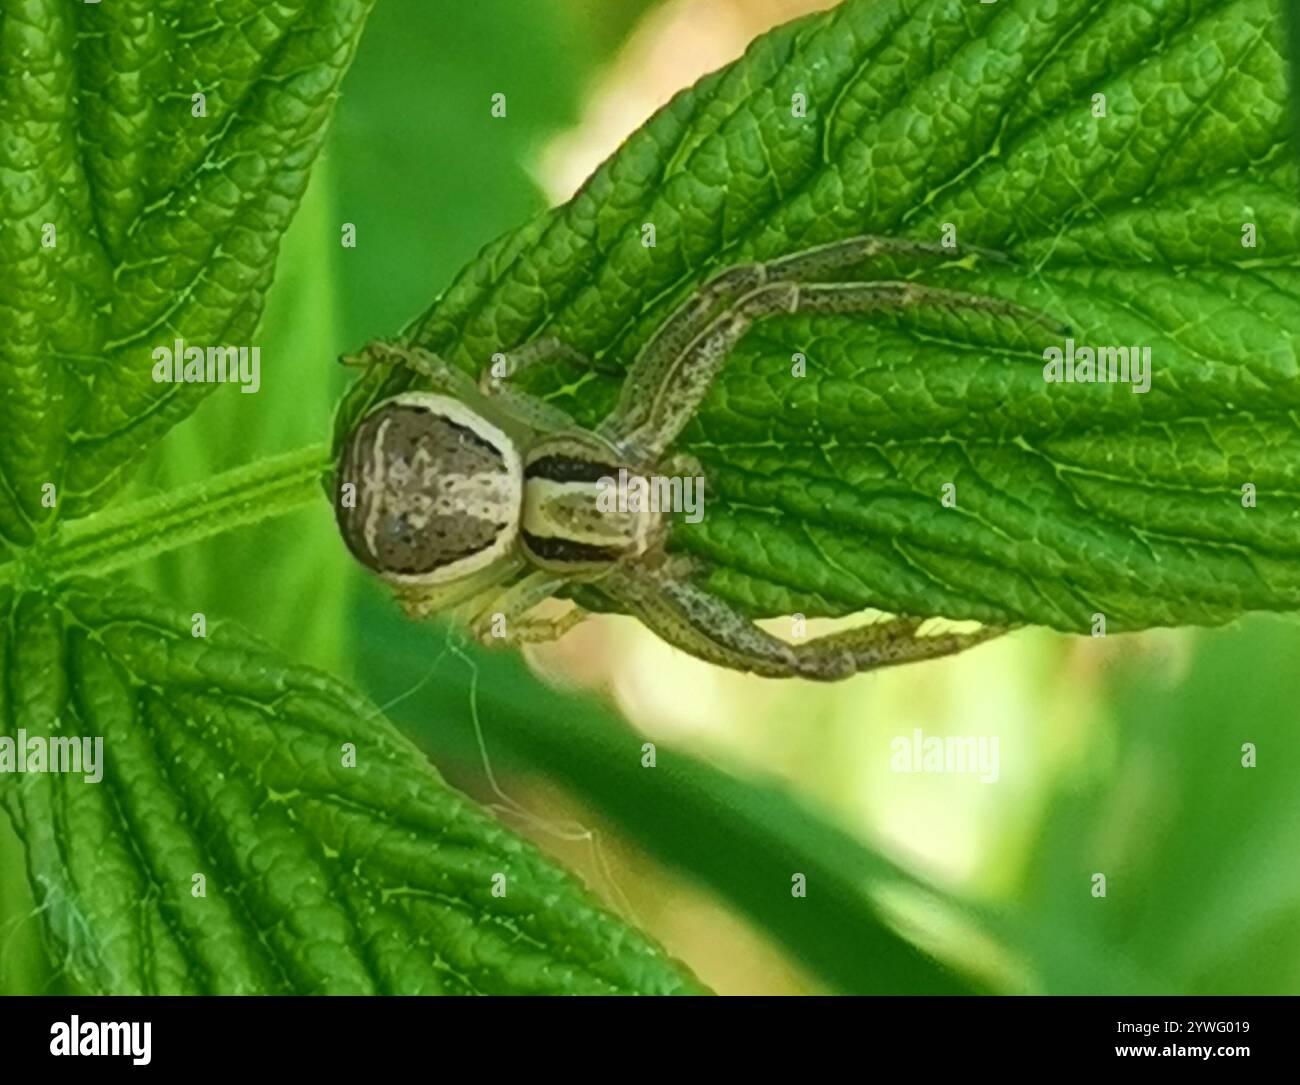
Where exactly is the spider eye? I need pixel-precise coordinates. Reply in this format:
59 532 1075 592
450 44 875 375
335 393 522 582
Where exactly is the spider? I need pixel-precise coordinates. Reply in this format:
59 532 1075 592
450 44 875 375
333 234 1060 680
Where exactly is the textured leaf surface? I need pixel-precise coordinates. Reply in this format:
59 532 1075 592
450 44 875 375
374 642 989 994
0 0 375 546
0 0 704 998
342 0 1300 633
0 580 700 994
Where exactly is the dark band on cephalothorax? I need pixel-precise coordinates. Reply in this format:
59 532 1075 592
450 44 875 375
336 400 515 577
521 532 621 565
525 454 619 484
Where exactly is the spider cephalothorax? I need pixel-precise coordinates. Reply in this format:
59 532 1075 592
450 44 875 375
334 235 1060 679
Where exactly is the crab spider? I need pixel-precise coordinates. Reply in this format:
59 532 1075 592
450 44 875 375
334 234 1059 680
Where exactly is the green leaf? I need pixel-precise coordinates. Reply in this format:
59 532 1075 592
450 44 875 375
1018 615 1300 993
0 580 701 994
1286 0 1300 166
0 0 376 546
10 0 1297 1000
1 0 708 995
362 635 989 994
340 0 1300 634
0 445 330 589
127 160 355 678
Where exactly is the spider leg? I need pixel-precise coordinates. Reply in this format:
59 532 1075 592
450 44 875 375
601 563 1006 681
603 234 1013 442
480 337 595 387
339 340 482 400
344 338 585 437
658 450 704 480
483 382 581 435
602 278 1065 461
477 339 591 434
391 559 526 622
510 606 590 645
467 570 585 646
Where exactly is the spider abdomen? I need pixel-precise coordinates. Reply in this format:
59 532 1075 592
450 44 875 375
335 393 522 584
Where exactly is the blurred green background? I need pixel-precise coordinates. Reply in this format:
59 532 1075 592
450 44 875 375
4 0 1298 996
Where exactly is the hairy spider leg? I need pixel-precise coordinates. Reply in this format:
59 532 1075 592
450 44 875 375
345 340 581 436
482 380 580 435
339 341 482 399
467 569 588 646
602 562 1006 680
602 233 1016 444
605 278 1066 461
474 338 623 435
480 337 597 386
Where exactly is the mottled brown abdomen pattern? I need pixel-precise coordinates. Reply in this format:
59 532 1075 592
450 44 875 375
336 400 518 578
